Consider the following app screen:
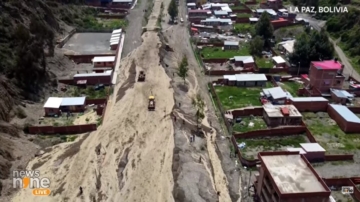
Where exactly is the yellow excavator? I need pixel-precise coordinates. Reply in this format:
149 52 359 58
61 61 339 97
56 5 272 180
148 95 155 111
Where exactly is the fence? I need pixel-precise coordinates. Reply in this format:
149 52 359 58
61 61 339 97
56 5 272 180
86 98 108 105
323 178 360 201
324 154 354 161
57 29 77 48
28 124 97 134
65 53 115 63
233 126 306 139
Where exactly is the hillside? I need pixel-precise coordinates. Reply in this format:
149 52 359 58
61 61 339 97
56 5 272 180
0 0 99 198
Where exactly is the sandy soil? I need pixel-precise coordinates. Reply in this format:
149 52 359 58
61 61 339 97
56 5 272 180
11 0 176 201
73 110 98 125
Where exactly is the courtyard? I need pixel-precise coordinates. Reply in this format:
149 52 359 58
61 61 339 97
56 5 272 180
62 33 115 54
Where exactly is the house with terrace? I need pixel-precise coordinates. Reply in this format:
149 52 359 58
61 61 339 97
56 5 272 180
263 103 302 127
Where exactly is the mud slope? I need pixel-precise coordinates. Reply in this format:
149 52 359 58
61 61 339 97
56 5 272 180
11 0 175 201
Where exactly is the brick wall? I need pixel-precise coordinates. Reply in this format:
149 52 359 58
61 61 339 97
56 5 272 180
28 124 97 134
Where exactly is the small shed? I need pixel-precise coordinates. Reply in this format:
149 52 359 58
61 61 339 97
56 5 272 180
233 56 254 68
330 89 354 105
43 97 63 116
262 87 292 104
60 97 86 113
327 104 360 133
289 97 328 112
235 74 267 87
300 143 326 162
93 56 116 67
224 41 239 50
272 56 286 67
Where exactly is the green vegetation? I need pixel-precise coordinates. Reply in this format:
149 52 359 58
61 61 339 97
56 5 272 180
255 12 274 47
303 112 360 152
233 117 267 133
234 23 254 34
72 86 112 99
255 57 273 68
168 0 178 21
230 4 246 9
236 13 252 18
214 83 273 110
177 55 189 84
249 36 264 56
280 82 303 96
274 25 305 43
326 8 360 73
200 45 250 59
290 29 334 68
237 135 307 159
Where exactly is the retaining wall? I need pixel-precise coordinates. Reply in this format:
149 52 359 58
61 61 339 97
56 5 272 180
86 98 108 105
57 29 77 48
28 124 97 134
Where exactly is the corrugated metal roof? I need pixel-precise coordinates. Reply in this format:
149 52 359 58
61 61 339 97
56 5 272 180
300 143 326 152
221 7 232 12
93 56 116 63
249 17 259 21
224 41 238 46
331 89 354 99
290 97 328 102
234 56 254 63
214 10 228 15
263 87 286 100
235 74 267 82
272 56 286 64
44 97 63 108
223 75 236 81
61 97 86 106
330 104 360 123
286 147 306 154
112 29 122 34
74 70 113 78
256 9 277 16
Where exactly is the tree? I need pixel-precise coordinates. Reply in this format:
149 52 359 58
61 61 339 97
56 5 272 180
290 30 334 67
177 55 189 84
249 36 265 56
168 0 178 21
192 94 205 135
255 12 274 46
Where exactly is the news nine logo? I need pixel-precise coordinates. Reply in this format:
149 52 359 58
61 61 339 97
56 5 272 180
13 170 51 196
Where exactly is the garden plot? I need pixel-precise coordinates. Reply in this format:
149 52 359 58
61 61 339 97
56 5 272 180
278 81 303 96
303 112 360 153
200 45 250 59
237 134 309 160
215 83 273 110
233 117 267 133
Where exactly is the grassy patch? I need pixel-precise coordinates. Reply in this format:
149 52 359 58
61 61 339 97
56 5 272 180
236 134 308 159
230 5 246 9
72 86 112 99
214 83 273 110
201 45 250 59
234 23 254 34
236 13 252 18
233 117 267 133
77 16 128 30
274 25 304 43
303 112 360 152
255 57 273 68
279 81 303 96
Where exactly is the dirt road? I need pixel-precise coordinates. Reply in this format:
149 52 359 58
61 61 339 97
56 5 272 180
12 1 176 202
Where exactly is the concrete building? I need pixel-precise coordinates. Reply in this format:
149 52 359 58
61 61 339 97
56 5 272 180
200 18 232 26
327 104 360 133
232 56 254 68
73 70 113 85
272 56 286 68
93 56 116 68
223 74 267 87
289 97 328 112
224 41 239 50
330 89 354 105
255 152 331 202
112 0 133 8
300 143 326 162
263 104 302 127
187 2 196 9
262 87 292 104
254 9 278 19
43 97 86 116
308 60 345 93
214 10 228 17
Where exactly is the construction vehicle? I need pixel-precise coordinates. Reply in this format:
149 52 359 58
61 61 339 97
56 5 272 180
138 71 145 82
148 96 155 111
